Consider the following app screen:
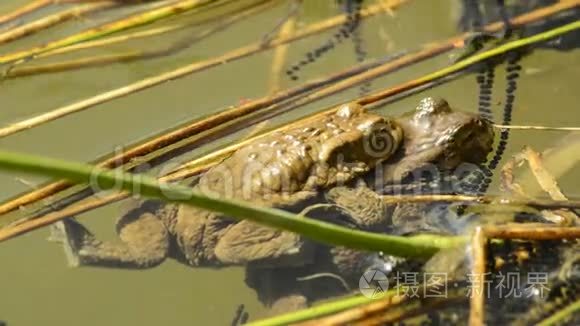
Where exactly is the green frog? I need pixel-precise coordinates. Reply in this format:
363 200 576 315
50 103 403 269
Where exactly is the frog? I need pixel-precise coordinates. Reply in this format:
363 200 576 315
244 97 495 313
327 96 494 234
49 103 404 269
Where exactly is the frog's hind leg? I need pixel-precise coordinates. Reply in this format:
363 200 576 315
325 186 390 232
214 219 313 267
50 211 170 269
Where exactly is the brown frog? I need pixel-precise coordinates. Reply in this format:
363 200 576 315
328 96 495 235
50 103 403 269
245 97 495 313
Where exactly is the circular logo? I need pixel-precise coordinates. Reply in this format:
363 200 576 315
359 269 389 299
363 122 396 158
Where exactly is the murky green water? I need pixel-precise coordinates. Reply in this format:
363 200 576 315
0 1 578 325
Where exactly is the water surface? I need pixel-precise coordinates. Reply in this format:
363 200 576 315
0 1 578 325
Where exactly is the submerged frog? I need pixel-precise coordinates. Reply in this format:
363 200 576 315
329 96 495 234
50 103 403 269
246 97 495 312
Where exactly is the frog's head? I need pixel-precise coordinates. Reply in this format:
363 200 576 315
424 97 495 169
397 97 495 171
318 103 403 172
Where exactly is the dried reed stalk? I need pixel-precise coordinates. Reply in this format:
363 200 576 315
469 227 487 326
268 2 297 94
484 224 580 239
0 0 216 64
3 0 276 78
30 0 253 59
0 0 402 137
0 1 118 45
494 124 580 131
0 0 52 26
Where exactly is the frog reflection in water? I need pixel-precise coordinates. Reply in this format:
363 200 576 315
51 103 403 269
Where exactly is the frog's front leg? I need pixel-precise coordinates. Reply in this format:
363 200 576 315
50 209 170 269
325 186 390 231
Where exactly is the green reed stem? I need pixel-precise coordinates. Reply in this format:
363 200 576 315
0 150 466 256
247 294 377 326
537 298 580 326
415 20 580 86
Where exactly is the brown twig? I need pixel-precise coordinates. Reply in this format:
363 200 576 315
494 124 580 131
29 0 255 60
0 0 216 63
501 146 578 225
468 227 487 326
0 0 406 139
380 194 580 210
0 0 52 26
484 224 580 240
3 0 276 79
522 146 568 201
0 2 118 45
469 143 580 325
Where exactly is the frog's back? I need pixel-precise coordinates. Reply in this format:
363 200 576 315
195 128 317 204
195 104 402 207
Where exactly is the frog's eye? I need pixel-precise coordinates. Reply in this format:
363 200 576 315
336 103 365 119
416 97 452 115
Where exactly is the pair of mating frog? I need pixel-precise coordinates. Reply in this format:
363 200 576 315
51 97 494 309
